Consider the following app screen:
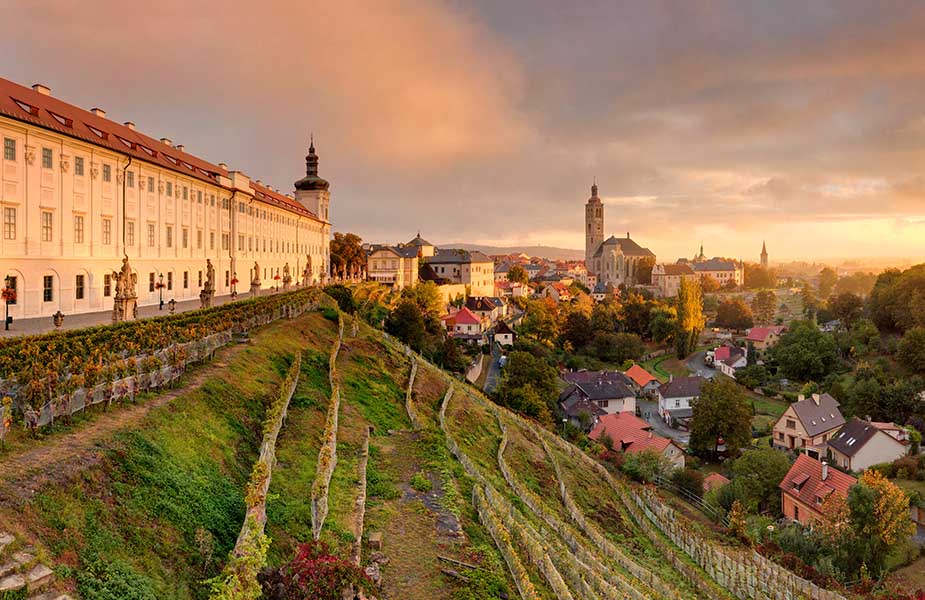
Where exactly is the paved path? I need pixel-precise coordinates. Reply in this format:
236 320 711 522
483 342 502 394
637 398 691 446
0 291 257 338
686 350 717 380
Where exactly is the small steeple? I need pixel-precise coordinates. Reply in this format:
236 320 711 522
591 178 598 198
305 133 318 176
294 133 329 192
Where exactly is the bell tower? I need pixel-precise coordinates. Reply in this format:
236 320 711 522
585 181 603 268
760 241 768 268
294 135 330 222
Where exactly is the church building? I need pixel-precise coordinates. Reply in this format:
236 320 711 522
584 182 654 287
0 77 331 319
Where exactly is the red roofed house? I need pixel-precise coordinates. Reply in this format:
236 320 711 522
713 345 747 378
589 412 685 469
441 307 484 342
779 454 856 526
625 364 660 396
542 282 572 302
746 326 788 352
704 472 731 493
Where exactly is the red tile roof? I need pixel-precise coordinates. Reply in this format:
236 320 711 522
452 307 481 325
746 326 787 342
589 413 674 455
0 77 317 220
625 364 657 388
704 472 730 492
779 454 856 513
714 346 731 362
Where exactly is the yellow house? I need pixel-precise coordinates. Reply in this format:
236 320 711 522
366 245 419 289
772 393 845 459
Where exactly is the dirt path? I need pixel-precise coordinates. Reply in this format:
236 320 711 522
0 342 247 507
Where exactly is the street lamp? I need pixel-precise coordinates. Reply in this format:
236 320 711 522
1 276 15 331
157 273 165 310
230 272 238 300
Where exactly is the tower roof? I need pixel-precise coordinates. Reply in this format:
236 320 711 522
588 180 601 203
294 135 330 191
761 241 768 255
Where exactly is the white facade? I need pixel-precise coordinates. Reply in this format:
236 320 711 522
0 79 330 319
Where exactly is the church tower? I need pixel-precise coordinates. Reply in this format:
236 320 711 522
760 241 768 268
294 136 330 222
585 181 603 268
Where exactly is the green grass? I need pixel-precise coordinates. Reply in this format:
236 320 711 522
340 341 408 433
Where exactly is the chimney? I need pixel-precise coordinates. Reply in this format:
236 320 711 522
812 394 820 405
32 83 51 96
176 144 185 152
669 374 673 383
124 122 135 131
160 138 173 147
218 162 228 170
821 460 829 481
90 108 106 118
627 231 630 238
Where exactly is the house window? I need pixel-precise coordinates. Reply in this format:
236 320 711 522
238 234 244 251
197 190 202 204
786 419 796 429
198 271 203 287
197 229 202 249
147 176 154 193
166 181 173 197
75 156 84 176
183 186 188 200
126 171 135 188
148 272 155 292
598 400 609 408
2 138 15 161
3 207 15 240
222 198 230 210
41 147 52 169
183 271 189 289
75 274 84 300
126 221 135 246
104 273 111 297
210 194 215 206
182 228 188 249
102 164 111 182
43 275 53 302
778 431 784 440
4 276 16 305
167 272 173 291
209 231 215 250
222 233 229 250
102 218 111 245
225 270 229 286
147 223 155 247
248 237 253 252
166 225 173 248
41 211 52 242
74 215 84 244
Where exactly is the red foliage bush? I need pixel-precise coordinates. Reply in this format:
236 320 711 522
259 540 370 600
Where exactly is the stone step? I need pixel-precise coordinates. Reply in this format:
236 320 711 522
0 532 14 555
0 572 26 593
27 564 55 590
12 551 36 566
28 592 73 600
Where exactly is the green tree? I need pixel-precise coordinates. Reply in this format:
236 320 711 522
590 298 622 332
847 318 880 357
671 468 705 498
834 272 878 297
750 290 777 325
715 298 754 331
623 293 655 336
507 264 529 284
433 337 468 373
649 306 678 344
385 298 426 352
689 378 752 459
817 267 838 299
323 284 357 314
400 281 444 320
898 327 925 374
498 351 559 417
675 277 705 358
521 299 560 344
730 448 791 514
828 292 864 329
768 320 839 381
561 312 594 350
744 264 777 289
620 448 672 483
593 332 644 364
329 231 366 277
734 364 767 389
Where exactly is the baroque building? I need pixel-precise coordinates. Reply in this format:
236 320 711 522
0 78 331 320
583 182 654 286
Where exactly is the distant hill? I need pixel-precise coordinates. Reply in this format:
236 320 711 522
439 243 584 261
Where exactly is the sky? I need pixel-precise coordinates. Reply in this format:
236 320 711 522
2 0 925 262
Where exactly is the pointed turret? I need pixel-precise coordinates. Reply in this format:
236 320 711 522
294 135 329 192
760 240 768 268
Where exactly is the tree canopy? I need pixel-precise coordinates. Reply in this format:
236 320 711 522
730 448 791 514
715 298 754 331
675 277 705 358
689 378 752 459
507 264 529 284
768 320 839 382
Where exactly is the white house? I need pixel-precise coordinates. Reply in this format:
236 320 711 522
657 376 705 428
826 418 910 472
715 345 747 378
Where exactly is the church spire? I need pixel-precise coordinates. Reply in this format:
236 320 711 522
305 133 319 177
294 133 329 191
591 178 598 198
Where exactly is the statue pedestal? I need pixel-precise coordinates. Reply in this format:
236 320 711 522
282 280 291 292
112 295 138 323
200 289 215 309
250 282 261 297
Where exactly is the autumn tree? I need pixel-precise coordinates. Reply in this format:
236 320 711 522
675 277 705 358
329 232 366 277
715 298 754 331
636 256 656 285
700 274 721 293
844 470 915 576
689 378 752 459
521 298 560 344
590 299 622 333
560 312 594 350
744 263 777 289
507 264 529 284
750 290 777 325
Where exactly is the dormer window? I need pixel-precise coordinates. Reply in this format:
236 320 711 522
12 98 39 116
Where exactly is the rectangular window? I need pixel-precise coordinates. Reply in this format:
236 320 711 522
209 231 215 250
147 223 155 247
5 276 16 305
148 176 154 193
197 229 202 249
102 164 111 182
166 225 173 248
221 233 229 250
2 138 15 161
182 228 188 249
74 215 84 243
210 194 215 207
197 190 202 204
786 419 796 429
102 218 111 245
41 211 53 242
75 156 84 176
167 272 173 291
3 207 15 240
166 181 173 197
238 234 244 251
248 237 253 252
222 198 229 210
183 186 188 200
42 147 52 169
126 171 134 188
225 270 229 286
43 275 53 302
183 271 189 289
126 221 135 246
75 274 85 300
104 273 111 297
149 272 155 292
198 271 203 287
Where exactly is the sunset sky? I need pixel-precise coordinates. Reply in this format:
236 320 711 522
2 1 924 261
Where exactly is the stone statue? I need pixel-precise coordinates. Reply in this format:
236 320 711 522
282 262 291 283
252 261 260 285
302 255 312 286
204 259 215 292
119 256 137 298
112 256 138 323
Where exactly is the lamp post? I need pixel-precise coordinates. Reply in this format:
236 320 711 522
2 276 14 331
230 272 238 300
157 273 165 310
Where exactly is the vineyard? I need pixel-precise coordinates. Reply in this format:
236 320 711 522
0 296 849 599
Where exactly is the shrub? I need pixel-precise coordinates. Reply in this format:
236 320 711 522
410 471 432 493
321 307 339 322
671 468 704 498
259 540 370 600
620 449 672 483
